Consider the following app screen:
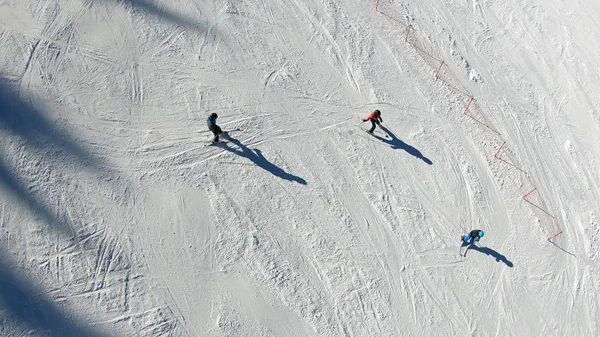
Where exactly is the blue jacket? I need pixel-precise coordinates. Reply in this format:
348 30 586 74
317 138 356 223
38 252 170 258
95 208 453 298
207 116 217 131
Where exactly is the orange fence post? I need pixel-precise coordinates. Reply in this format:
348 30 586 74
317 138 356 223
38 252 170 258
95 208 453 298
522 188 537 199
405 25 413 42
463 96 474 114
547 231 563 241
434 60 444 78
494 141 506 158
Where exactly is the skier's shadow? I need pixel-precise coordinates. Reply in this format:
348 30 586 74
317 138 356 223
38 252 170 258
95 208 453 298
373 125 433 165
466 244 514 267
220 135 307 185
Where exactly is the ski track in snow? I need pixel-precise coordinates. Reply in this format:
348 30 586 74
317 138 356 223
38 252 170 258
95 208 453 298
0 0 599 336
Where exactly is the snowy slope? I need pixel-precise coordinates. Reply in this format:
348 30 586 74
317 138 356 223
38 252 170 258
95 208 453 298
0 0 599 336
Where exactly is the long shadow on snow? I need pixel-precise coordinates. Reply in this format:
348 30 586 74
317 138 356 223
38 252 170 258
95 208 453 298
0 250 107 337
100 0 213 33
548 240 576 257
0 81 109 235
220 136 307 185
373 125 433 165
467 244 514 267
0 158 75 235
0 82 119 334
0 81 104 171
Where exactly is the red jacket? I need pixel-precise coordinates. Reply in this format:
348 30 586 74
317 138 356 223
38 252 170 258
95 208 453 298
364 111 382 122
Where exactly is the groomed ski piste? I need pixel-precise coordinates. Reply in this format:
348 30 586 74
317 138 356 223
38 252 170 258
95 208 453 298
1 0 599 336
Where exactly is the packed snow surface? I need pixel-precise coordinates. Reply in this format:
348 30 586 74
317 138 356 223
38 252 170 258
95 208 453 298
1 0 599 336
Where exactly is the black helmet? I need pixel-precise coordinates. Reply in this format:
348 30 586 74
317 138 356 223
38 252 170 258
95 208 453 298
210 113 218 119
374 109 381 114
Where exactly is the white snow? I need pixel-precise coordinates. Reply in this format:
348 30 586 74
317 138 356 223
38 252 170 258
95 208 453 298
0 0 599 336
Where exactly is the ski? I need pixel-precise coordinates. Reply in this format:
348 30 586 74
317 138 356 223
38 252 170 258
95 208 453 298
364 129 389 138
205 141 229 147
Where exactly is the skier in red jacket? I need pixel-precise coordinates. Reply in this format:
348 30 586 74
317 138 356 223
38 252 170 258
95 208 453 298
362 110 382 133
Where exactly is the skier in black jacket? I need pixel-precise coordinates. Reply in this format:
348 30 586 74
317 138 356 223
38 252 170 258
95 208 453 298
207 113 222 143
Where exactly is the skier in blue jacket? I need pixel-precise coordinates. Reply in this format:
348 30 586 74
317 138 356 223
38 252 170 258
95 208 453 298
462 229 484 245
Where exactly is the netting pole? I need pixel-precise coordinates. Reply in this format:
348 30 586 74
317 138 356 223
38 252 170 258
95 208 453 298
494 141 506 158
463 96 474 114
548 231 563 241
405 25 413 42
522 188 537 199
434 60 444 79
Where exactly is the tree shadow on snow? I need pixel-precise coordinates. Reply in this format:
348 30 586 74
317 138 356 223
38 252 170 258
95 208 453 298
0 251 107 337
0 81 111 236
0 158 76 235
373 125 433 165
99 0 214 33
467 244 514 267
0 81 104 171
219 135 307 185
0 82 116 335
